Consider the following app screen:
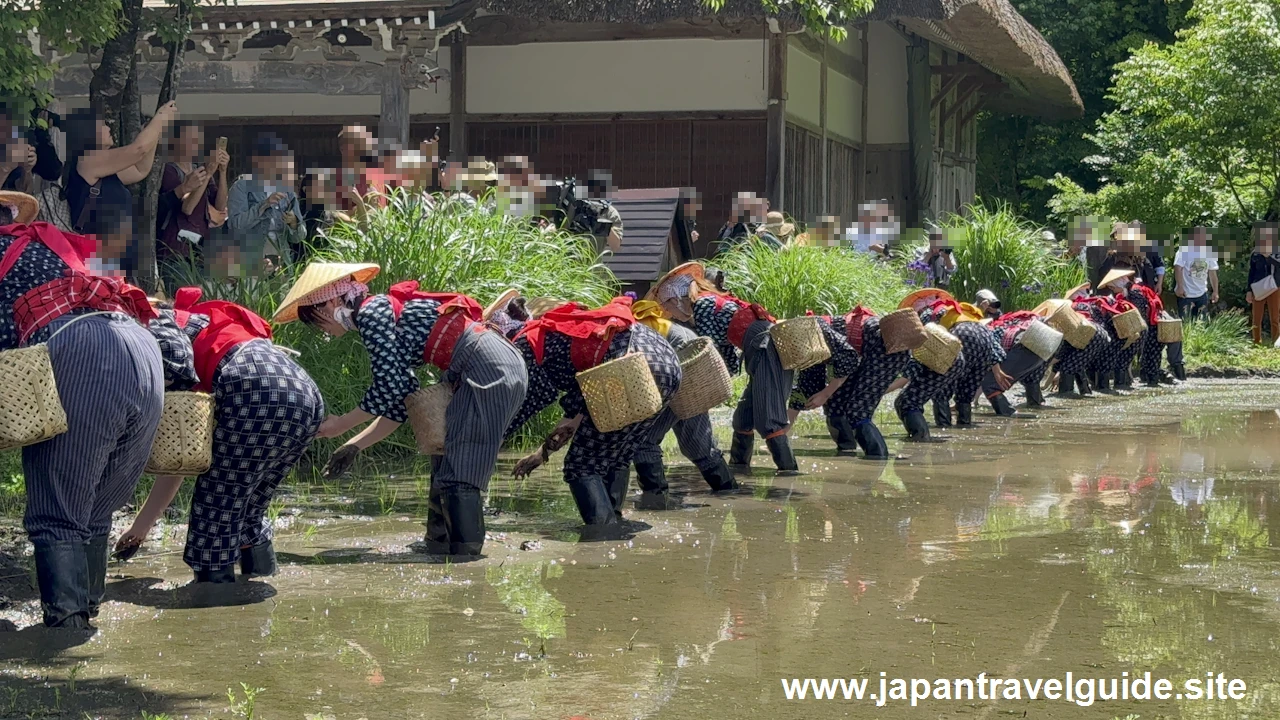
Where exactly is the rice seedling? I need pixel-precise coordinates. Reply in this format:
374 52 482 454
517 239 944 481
712 241 911 318
227 683 265 720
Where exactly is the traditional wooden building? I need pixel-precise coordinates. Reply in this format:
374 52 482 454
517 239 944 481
47 0 1081 231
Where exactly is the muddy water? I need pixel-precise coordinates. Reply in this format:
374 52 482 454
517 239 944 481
5 381 1280 719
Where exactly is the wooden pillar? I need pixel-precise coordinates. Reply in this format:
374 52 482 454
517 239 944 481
858 23 869 205
819 37 829 216
379 59 410 146
905 34 934 227
765 29 787 211
449 32 467 162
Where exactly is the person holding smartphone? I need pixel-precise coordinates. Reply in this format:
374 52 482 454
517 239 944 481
228 133 304 276
157 121 228 280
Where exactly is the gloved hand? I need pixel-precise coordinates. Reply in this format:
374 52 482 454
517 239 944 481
323 444 361 479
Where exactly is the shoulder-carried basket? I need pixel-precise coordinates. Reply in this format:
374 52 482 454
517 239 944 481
1021 320 1064 361
669 337 732 420
912 323 962 375
1043 299 1081 334
880 308 929 355
145 392 215 475
577 352 663 433
0 344 68 451
1063 317 1097 350
1113 308 1146 341
769 316 831 371
1157 315 1183 343
406 382 453 455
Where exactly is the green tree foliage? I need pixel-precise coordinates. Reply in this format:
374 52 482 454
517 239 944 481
977 0 1191 221
1057 0 1280 227
706 0 875 39
0 0 122 106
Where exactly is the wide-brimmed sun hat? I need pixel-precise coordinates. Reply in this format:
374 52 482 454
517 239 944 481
0 191 39 225
273 262 380 324
526 297 569 319
645 261 707 303
1063 282 1091 301
899 288 955 313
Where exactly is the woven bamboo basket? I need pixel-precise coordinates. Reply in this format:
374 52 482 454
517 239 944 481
669 337 732 420
881 308 929 354
406 383 453 455
912 323 962 374
1043 299 1083 335
1021 320 1064 361
769 316 831 371
577 352 663 433
1113 308 1146 341
1063 318 1098 350
144 392 215 475
0 345 68 451
1157 315 1183 343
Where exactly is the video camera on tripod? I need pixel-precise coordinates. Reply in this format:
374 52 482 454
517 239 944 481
547 177 615 239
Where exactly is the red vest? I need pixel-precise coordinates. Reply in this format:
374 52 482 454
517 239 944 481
173 287 272 393
372 281 485 372
711 294 774 349
842 306 878 354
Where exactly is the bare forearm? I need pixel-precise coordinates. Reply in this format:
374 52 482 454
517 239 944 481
214 172 228 212
180 188 203 216
348 416 402 451
125 475 186 537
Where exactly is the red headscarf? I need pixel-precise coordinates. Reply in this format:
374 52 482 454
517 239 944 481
516 296 635 364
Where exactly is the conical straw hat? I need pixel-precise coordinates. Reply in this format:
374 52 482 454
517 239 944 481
0 191 39 225
644 261 706 302
483 288 521 321
273 262 380 324
898 288 954 312
1097 268 1135 291
526 297 569 319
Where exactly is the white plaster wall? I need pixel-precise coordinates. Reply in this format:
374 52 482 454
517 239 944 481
466 38 766 114
825 69 861 142
140 92 382 117
866 22 908 145
786 41 822 128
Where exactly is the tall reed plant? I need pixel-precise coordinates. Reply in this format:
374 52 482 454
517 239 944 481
941 202 1086 311
712 241 911 318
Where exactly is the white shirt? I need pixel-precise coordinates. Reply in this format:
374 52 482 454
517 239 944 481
1173 245 1219 298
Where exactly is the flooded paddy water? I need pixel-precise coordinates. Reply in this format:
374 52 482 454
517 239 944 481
5 380 1280 719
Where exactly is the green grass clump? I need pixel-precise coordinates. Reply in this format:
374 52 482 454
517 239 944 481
941 201 1085 311
1182 311 1280 371
712 240 911 318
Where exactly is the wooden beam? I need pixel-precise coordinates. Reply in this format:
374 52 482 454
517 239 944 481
930 72 965 110
857 22 869 204
449 31 466 161
466 16 764 46
941 80 983 124
957 98 987 132
378 60 409 146
765 29 787 211
930 62 984 76
820 38 828 215
792 32 866 83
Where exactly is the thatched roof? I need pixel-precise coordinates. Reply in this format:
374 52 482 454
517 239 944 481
479 0 1082 118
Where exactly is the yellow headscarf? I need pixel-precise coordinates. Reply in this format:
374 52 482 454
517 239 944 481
631 299 672 337
939 302 985 329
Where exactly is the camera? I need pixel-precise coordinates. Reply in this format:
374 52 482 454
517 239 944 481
548 177 614 238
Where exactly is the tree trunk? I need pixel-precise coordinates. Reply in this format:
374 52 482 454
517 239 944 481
137 39 184 295
90 0 144 140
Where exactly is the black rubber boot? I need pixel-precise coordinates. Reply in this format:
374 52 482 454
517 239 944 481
443 486 486 556
698 456 740 492
33 541 91 629
604 466 631 520
568 475 619 526
956 402 975 427
826 417 860 456
1077 373 1094 396
634 459 673 510
765 434 800 475
728 432 754 472
1115 366 1134 389
1093 369 1112 393
239 541 278 578
903 411 943 443
193 566 238 584
1056 373 1076 396
853 422 889 459
1024 381 1047 407
1167 342 1187 381
933 401 952 427
85 535 109 619
423 457 450 554
1172 363 1187 382
989 393 1017 417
